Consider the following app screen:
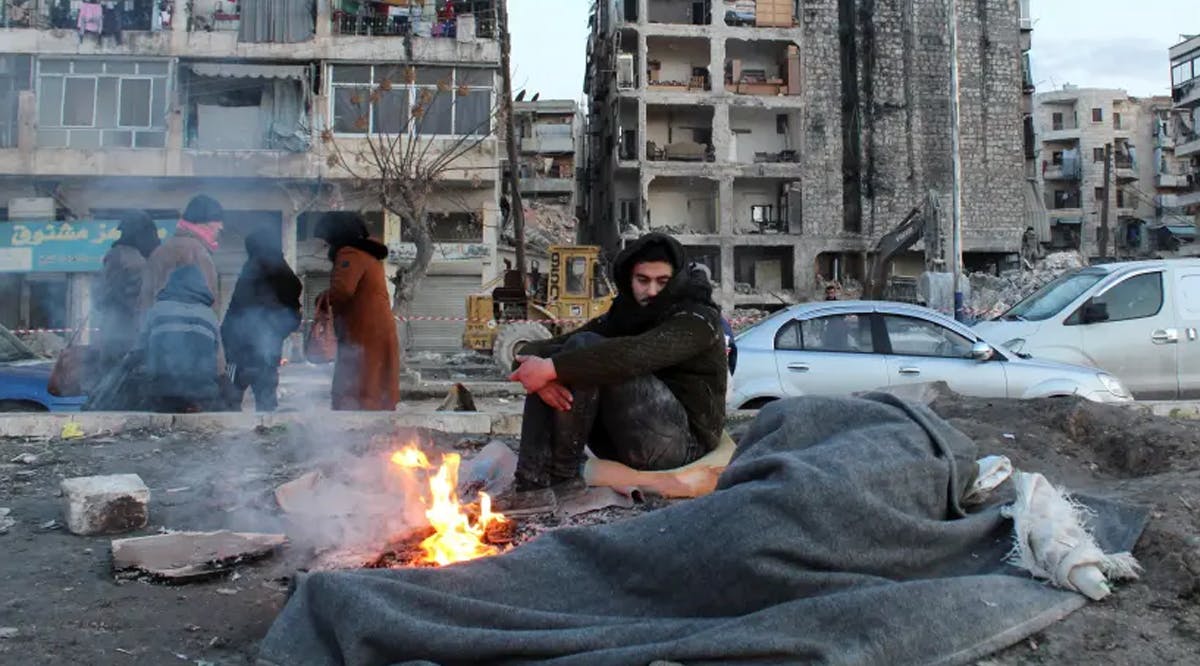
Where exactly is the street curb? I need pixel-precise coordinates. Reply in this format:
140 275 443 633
0 410 517 440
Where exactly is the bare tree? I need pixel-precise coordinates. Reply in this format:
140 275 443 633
320 64 501 330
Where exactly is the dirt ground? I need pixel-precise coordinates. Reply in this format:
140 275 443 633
1 395 1198 665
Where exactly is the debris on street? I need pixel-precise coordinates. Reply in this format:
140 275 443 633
61 474 150 536
436 382 478 412
0 627 19 640
0 508 14 534
10 452 39 465
968 251 1085 319
111 531 287 582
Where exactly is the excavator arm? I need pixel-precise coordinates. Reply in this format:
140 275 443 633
864 206 925 300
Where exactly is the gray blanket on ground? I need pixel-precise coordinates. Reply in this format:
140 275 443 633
258 395 1147 666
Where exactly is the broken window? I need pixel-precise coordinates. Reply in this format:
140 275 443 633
751 205 774 224
36 59 169 149
330 65 493 137
183 63 311 151
428 212 483 242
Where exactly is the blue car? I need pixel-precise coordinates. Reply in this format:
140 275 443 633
0 324 87 412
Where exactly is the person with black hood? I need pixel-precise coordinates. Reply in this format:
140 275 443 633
498 232 728 514
138 265 222 413
313 211 400 411
221 228 302 412
93 211 161 366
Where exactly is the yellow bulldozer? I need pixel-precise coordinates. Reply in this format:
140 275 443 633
463 245 615 372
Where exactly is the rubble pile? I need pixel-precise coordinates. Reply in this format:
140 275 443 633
968 251 1085 319
505 202 577 251
17 332 66 358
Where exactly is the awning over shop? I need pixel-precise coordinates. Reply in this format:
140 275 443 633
1159 224 1198 240
186 63 307 80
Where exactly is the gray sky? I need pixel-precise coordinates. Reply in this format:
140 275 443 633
509 1 1195 102
1029 0 1194 97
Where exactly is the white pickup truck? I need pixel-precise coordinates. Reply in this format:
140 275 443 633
975 259 1200 400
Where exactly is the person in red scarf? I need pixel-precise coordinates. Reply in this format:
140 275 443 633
139 194 227 380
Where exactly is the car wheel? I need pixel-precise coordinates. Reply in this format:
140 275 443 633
740 397 778 410
0 400 49 413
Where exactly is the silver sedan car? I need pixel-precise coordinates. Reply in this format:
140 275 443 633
729 301 1133 409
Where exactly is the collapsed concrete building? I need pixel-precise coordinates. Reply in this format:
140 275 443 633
580 0 1028 309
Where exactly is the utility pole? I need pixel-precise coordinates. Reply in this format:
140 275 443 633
948 0 965 321
497 0 527 288
1099 142 1112 258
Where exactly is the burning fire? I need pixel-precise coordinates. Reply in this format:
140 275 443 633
390 445 508 566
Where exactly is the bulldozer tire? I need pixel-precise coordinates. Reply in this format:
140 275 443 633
493 322 553 373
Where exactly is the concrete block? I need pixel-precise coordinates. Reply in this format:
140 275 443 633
491 413 523 436
393 412 492 434
60 474 150 536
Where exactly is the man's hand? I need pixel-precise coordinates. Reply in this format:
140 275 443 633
509 355 558 394
536 381 574 412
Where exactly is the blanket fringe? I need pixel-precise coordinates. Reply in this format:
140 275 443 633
1000 471 1141 601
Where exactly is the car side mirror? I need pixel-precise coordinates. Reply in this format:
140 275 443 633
1081 300 1110 324
970 341 995 362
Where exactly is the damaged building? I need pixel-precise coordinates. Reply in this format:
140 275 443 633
1032 86 1188 257
0 0 502 353
1165 33 1200 250
580 0 1027 308
505 98 582 254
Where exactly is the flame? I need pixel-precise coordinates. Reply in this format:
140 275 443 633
391 446 508 566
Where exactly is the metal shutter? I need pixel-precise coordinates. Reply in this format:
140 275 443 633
406 275 479 353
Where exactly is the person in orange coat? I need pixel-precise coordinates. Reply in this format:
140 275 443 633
313 212 400 411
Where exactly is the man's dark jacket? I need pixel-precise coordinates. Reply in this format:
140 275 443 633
523 233 728 453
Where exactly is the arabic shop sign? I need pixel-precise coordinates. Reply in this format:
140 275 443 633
0 220 177 273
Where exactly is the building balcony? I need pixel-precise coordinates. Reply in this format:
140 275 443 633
519 178 575 195
1157 173 1192 188
0 7 498 63
1041 126 1080 142
1174 81 1200 110
1177 134 1200 158
1043 163 1081 181
1114 160 1138 182
520 135 575 155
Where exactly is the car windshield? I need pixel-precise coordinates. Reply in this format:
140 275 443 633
1000 269 1107 322
0 326 37 363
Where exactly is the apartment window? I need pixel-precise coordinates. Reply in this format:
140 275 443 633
776 114 788 134
1174 59 1196 86
751 205 773 223
1051 112 1064 130
36 59 169 149
1116 190 1126 208
329 65 494 137
1112 112 1122 130
1093 147 1105 162
1051 150 1063 165
1095 187 1105 201
1091 108 1103 122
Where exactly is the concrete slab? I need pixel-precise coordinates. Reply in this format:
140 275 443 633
0 409 522 440
111 531 287 581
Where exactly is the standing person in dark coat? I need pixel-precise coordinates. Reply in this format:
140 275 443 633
93 211 160 366
313 212 401 411
498 232 728 514
221 228 302 412
139 265 222 413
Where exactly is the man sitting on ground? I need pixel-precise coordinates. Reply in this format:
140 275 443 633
499 232 728 514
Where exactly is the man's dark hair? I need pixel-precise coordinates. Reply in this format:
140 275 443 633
628 242 676 270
